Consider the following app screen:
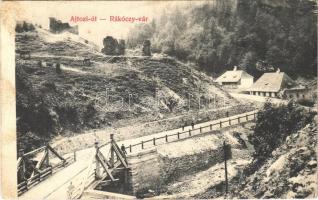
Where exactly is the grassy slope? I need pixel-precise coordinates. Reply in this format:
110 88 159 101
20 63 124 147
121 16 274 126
16 28 239 151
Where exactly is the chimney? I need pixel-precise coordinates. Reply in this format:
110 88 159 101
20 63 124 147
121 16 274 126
276 68 280 73
233 66 237 71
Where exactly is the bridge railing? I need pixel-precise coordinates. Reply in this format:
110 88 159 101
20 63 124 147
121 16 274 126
125 110 258 153
69 138 129 199
17 145 75 196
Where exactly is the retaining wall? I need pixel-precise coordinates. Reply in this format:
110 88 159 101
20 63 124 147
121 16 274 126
127 149 165 194
126 131 232 195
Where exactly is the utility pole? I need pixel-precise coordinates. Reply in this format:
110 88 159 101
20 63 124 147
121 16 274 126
223 141 228 196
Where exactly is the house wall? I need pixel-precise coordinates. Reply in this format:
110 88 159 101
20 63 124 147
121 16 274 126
221 82 238 89
250 91 277 98
250 89 313 101
239 77 254 89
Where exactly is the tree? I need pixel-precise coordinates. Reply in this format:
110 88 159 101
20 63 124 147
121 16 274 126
126 0 317 78
15 23 23 33
101 36 119 55
165 97 178 112
249 101 315 162
22 21 28 32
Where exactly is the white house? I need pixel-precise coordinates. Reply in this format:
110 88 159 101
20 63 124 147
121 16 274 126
247 68 303 98
215 66 254 89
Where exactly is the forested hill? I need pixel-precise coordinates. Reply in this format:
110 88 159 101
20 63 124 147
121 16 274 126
127 0 317 79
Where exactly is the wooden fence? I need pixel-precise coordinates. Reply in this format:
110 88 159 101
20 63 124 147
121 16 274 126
125 110 258 153
17 145 75 196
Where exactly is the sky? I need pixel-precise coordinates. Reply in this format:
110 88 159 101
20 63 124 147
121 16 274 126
16 1 205 47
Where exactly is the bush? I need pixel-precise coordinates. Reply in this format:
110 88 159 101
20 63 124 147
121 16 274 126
16 21 36 33
297 99 315 107
249 101 315 162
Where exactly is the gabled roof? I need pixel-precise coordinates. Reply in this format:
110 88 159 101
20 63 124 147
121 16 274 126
215 70 253 83
248 72 297 92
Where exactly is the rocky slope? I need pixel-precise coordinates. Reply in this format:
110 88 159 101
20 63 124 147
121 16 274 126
237 123 317 199
196 120 317 199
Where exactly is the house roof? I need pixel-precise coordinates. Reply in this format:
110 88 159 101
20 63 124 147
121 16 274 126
248 72 297 92
215 70 253 83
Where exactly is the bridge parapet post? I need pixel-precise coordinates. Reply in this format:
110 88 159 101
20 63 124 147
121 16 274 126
18 149 24 158
110 134 114 168
17 149 26 183
95 142 101 179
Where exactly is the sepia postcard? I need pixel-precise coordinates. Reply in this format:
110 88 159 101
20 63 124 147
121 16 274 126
0 0 317 199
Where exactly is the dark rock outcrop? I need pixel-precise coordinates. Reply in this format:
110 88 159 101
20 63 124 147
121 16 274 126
49 17 78 34
118 39 125 55
142 40 151 56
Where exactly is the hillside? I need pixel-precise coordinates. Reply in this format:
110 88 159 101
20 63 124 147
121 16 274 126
196 122 317 199
237 123 317 198
127 0 317 78
16 28 241 151
194 105 317 199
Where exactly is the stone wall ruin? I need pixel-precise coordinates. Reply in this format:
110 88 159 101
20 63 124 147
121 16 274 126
49 17 78 34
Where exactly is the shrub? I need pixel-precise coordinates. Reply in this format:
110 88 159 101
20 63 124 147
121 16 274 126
249 101 315 162
297 99 315 107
